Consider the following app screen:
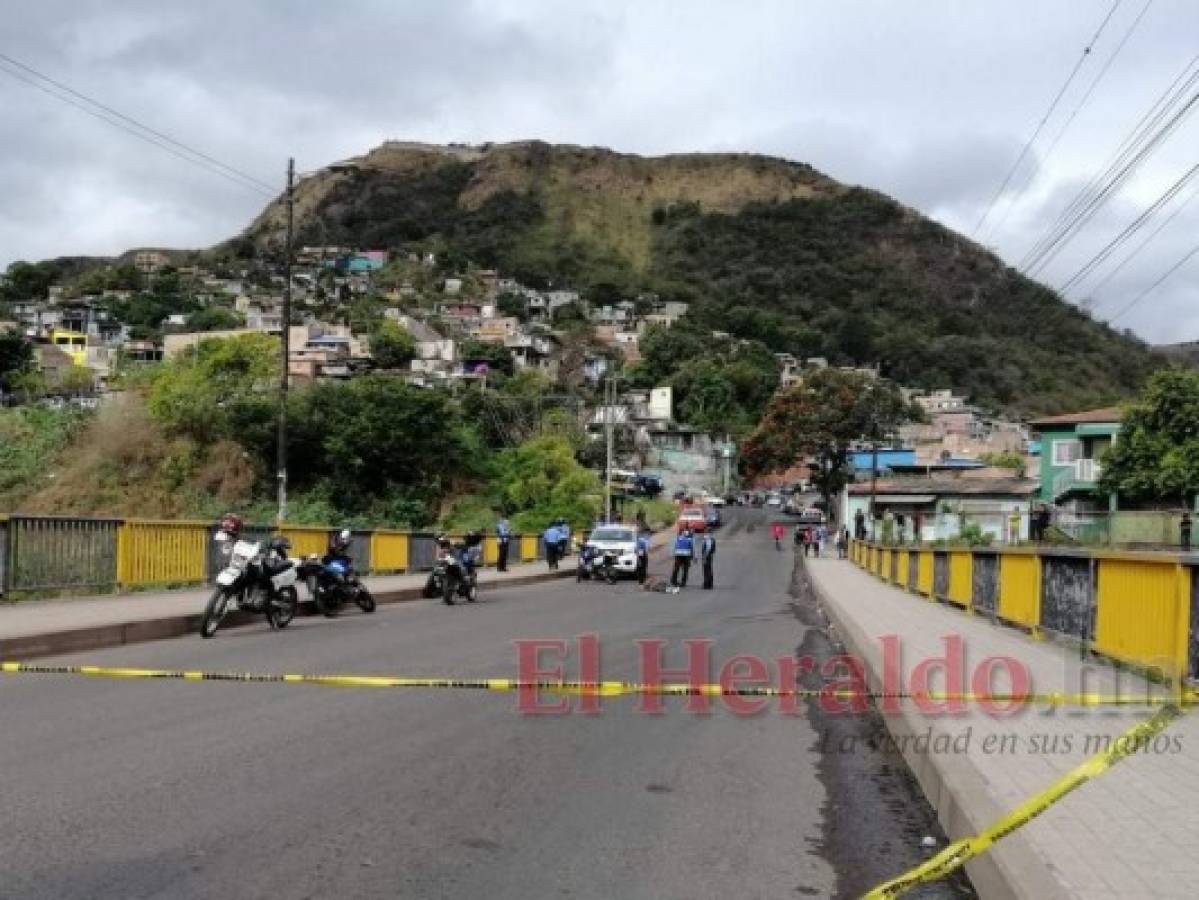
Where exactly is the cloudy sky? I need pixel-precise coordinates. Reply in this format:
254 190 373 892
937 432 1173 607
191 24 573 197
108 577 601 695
2 0 1196 342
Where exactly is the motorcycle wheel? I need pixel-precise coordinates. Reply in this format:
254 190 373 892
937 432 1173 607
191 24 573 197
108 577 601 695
356 588 376 613
200 588 227 639
466 578 478 603
268 587 298 630
422 576 438 599
316 589 339 617
443 574 455 605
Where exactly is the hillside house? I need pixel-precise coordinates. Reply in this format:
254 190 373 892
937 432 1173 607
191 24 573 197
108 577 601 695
842 476 1038 543
1029 408 1122 511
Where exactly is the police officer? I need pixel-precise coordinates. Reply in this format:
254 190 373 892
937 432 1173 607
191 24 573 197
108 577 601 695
496 515 512 572
543 521 561 570
635 527 651 584
701 530 716 589
671 527 695 588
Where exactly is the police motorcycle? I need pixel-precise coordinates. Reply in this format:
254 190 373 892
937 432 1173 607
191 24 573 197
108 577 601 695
201 514 299 638
297 528 376 617
424 532 481 604
576 542 618 584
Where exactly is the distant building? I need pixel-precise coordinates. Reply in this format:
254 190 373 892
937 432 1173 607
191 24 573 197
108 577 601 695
134 250 171 274
1028 407 1122 510
842 477 1038 543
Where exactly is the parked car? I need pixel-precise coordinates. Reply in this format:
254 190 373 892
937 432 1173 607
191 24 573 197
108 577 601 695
766 493 783 508
676 507 707 532
704 505 721 529
632 474 664 498
581 525 639 576
797 507 826 524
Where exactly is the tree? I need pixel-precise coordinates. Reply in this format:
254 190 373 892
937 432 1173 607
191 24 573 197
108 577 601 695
1100 368 1199 504
740 368 914 518
0 330 34 392
186 306 244 332
491 434 601 531
496 291 530 322
1 260 59 301
460 339 514 376
146 333 278 441
369 319 417 369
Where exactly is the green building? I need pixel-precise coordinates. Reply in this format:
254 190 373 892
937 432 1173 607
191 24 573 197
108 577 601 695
1028 407 1122 511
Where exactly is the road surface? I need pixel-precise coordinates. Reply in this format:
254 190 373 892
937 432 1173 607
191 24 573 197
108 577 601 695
0 509 967 899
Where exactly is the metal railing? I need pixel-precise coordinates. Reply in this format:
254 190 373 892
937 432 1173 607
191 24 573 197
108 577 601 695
0 514 541 597
851 539 1198 683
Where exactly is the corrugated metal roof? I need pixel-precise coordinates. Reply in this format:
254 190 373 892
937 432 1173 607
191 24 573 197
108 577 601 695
1028 407 1123 428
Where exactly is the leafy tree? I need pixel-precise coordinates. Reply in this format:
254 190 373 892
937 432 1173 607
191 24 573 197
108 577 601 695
741 368 914 519
979 450 1026 477
146 333 278 442
288 375 470 516
491 434 601 531
1100 368 1199 504
460 339 514 376
0 329 35 391
370 319 417 369
496 291 530 322
1 260 59 300
186 306 244 332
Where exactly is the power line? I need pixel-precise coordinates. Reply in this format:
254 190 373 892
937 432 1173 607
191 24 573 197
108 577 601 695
1087 177 1199 298
980 0 1154 243
1019 53 1199 272
1020 79 1199 276
0 50 277 197
972 0 1122 237
1107 238 1199 323
1058 160 1199 293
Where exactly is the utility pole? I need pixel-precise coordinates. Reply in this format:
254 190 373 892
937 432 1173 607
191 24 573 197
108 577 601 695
276 157 294 524
604 375 615 522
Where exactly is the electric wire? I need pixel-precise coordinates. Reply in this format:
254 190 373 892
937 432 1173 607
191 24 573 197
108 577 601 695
972 0 1122 237
1107 238 1199 322
980 0 1155 243
0 51 277 197
1019 54 1199 273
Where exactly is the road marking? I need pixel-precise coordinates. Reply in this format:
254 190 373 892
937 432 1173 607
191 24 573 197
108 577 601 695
861 704 1184 898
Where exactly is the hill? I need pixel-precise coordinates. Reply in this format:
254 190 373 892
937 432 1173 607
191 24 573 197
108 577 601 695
231 140 1158 414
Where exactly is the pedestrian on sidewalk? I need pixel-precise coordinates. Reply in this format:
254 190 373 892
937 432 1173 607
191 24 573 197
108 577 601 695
635 527 651 584
701 531 716 589
496 515 512 572
671 527 695 588
835 527 848 559
543 522 561 570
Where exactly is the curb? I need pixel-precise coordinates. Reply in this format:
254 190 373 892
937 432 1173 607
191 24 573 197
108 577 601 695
803 557 1073 900
0 568 575 662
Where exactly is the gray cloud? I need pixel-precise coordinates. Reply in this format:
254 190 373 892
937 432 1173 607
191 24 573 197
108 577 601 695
1 0 1196 342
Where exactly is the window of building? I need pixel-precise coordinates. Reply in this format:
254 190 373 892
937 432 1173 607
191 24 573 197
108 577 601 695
1052 439 1082 466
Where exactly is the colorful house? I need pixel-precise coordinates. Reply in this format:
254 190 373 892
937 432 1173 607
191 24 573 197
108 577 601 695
49 328 88 366
1028 408 1122 510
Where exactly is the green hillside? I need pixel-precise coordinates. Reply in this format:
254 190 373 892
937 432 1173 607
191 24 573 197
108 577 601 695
236 140 1158 413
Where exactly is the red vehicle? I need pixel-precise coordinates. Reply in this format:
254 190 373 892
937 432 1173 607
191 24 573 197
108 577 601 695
676 507 708 533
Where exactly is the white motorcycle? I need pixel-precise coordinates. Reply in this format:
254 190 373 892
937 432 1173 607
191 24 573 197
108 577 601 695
201 531 299 638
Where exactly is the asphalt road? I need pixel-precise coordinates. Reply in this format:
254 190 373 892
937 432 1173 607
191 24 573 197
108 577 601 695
0 509 966 899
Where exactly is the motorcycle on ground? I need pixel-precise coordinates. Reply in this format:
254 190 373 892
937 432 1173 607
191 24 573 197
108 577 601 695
298 553 376 616
576 544 618 584
201 523 299 638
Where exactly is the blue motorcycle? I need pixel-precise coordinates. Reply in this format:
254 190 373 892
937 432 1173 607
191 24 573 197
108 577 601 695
299 552 376 616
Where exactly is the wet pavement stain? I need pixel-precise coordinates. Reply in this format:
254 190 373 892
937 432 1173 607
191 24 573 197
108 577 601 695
789 553 975 899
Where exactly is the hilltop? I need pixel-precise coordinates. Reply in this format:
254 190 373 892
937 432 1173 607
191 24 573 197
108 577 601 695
230 140 1158 414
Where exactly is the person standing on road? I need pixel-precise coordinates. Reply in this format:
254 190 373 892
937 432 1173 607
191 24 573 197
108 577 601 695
771 522 785 550
543 521 561 570
817 523 827 557
701 531 716 589
671 527 695 588
854 508 866 541
496 515 512 572
835 527 848 559
635 527 651 584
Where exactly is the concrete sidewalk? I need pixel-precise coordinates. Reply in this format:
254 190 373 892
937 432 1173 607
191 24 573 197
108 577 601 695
805 557 1198 899
0 529 678 659
0 558 572 658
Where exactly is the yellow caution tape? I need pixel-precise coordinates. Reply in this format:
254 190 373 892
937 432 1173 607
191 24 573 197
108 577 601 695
1 661 1195 706
861 703 1184 898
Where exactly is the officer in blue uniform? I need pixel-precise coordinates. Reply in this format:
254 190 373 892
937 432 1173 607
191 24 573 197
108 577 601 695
671 527 695 588
701 531 716 589
635 527 651 583
496 515 512 572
